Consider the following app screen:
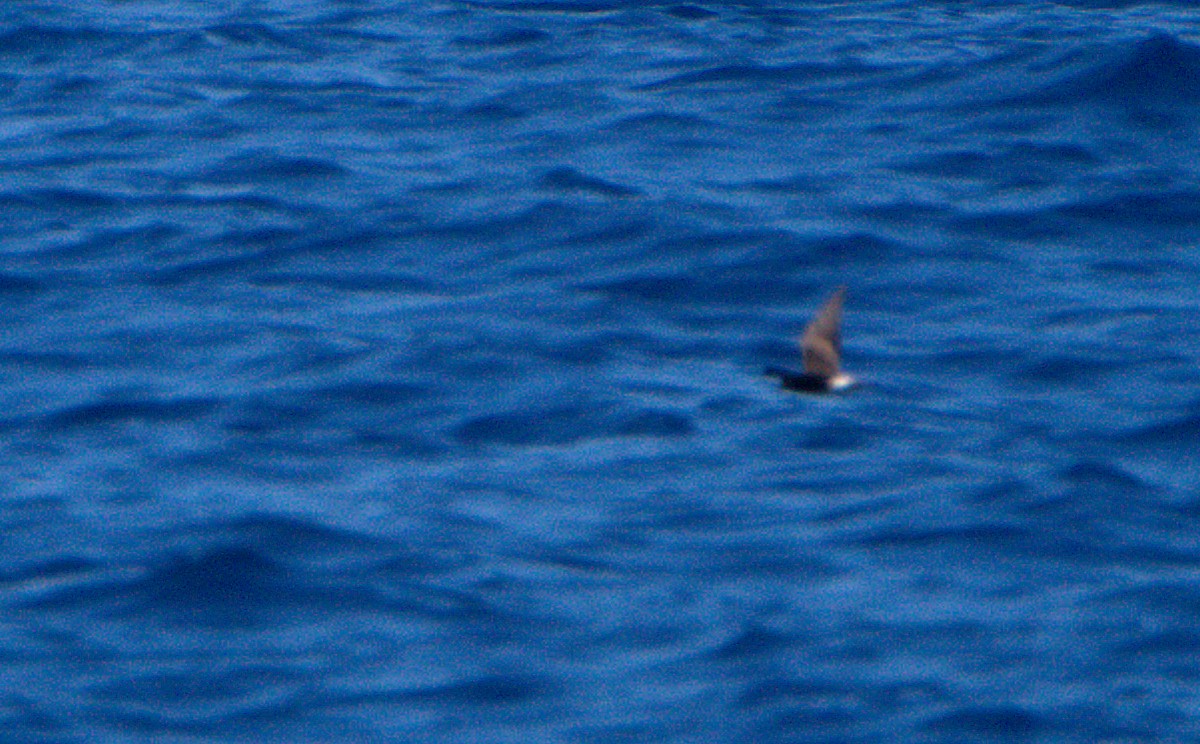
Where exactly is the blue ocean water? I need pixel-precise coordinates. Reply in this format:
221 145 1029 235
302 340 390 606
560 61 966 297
2 1 1200 740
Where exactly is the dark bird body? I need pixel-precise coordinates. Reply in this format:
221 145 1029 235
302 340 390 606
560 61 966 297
763 366 839 393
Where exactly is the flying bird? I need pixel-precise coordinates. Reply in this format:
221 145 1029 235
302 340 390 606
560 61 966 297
765 286 855 393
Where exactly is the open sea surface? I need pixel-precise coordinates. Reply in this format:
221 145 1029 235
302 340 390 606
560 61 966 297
3 1 1200 741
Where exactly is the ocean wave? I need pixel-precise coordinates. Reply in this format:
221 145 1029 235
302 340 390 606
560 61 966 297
1115 410 1200 449
40 396 220 431
849 523 1029 550
640 60 888 92
0 24 139 61
892 142 1098 181
578 230 904 305
1012 355 1124 386
1037 33 1200 105
539 166 639 198
401 673 554 705
921 706 1051 739
201 150 348 184
11 514 502 627
1056 188 1200 226
456 402 694 446
452 26 552 49
1057 459 1152 494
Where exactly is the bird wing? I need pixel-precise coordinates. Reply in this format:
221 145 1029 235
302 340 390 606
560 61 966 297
800 287 844 377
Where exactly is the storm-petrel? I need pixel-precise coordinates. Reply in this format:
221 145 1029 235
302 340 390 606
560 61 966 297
765 286 855 393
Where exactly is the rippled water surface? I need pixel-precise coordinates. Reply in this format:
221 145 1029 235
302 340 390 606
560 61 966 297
3 1 1200 741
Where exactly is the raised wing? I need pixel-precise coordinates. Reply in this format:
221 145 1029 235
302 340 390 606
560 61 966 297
800 287 844 377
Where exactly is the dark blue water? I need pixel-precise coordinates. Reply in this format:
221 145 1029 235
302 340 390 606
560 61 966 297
3 1 1200 741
